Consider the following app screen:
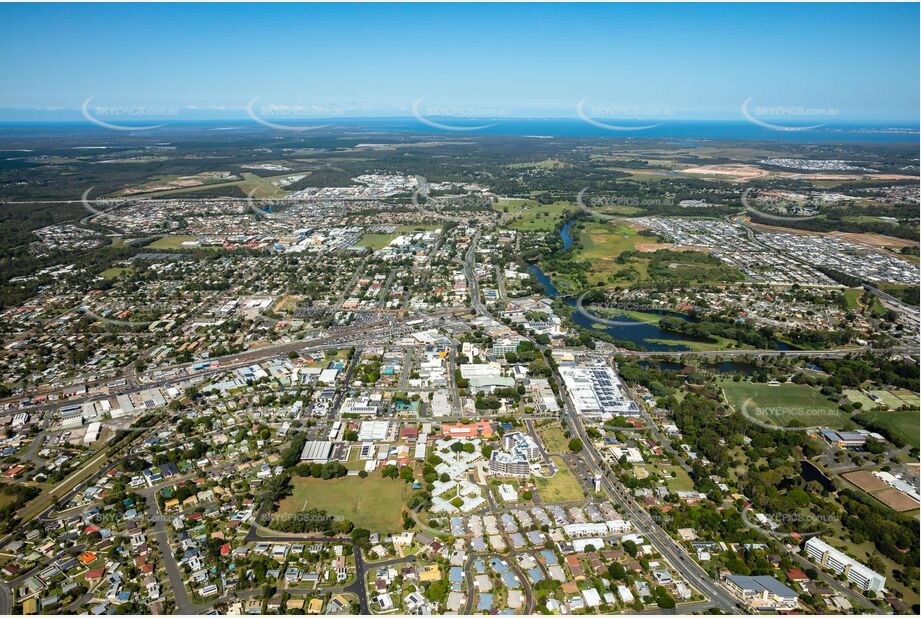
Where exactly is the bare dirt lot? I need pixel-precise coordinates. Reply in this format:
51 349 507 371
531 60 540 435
842 470 889 493
634 241 672 252
680 164 770 181
744 218 919 251
842 471 920 512
873 488 920 512
829 231 919 249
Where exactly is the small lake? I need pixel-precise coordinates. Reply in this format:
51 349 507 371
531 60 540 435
799 460 835 492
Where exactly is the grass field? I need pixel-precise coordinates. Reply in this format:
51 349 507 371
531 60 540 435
600 166 669 182
842 288 863 310
100 267 128 280
356 233 398 250
644 335 752 352
535 456 585 503
356 224 441 249
859 410 920 449
721 380 852 429
891 388 920 407
276 474 410 533
237 172 288 198
272 294 301 314
506 159 572 170
0 491 20 511
144 235 199 250
537 423 569 454
652 463 695 492
843 389 879 410
495 199 575 231
123 170 293 199
845 388 920 411
595 205 645 216
869 389 911 410
568 221 742 287
570 221 649 286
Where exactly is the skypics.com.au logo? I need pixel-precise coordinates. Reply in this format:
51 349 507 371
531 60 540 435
82 97 178 131
740 188 821 224
576 98 673 132
739 398 841 432
741 97 839 132
574 289 685 328
81 187 141 229
246 99 341 131
576 188 675 218
411 98 506 132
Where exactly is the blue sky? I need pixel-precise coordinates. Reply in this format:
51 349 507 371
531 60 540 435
0 3 918 122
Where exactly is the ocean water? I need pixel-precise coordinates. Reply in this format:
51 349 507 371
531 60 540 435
0 117 917 144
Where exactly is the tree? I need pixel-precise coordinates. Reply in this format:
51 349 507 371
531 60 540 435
425 580 448 603
608 562 626 581
655 586 676 609
568 438 584 453
622 540 638 557
350 528 371 550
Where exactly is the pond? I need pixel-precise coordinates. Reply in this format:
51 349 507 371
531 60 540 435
799 460 835 492
704 361 760 376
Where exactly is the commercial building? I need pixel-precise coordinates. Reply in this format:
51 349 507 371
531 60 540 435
559 365 639 417
820 430 867 450
492 340 520 356
724 575 799 610
299 441 335 462
340 397 380 417
83 421 102 445
357 420 391 442
459 363 502 380
468 375 516 393
804 537 885 593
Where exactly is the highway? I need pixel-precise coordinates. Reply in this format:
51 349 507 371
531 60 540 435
2 309 468 417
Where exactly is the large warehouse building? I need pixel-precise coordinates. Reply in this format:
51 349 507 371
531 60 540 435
559 365 639 417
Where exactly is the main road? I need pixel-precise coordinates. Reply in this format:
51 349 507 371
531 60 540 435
561 390 740 612
2 309 468 417
464 229 740 613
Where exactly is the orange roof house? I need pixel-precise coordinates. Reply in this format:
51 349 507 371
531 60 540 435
441 421 493 439
78 551 97 565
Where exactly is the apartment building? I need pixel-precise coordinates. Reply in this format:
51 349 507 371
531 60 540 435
804 537 885 593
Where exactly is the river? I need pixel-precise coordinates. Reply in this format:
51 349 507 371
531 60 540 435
529 218 793 352
527 259 699 351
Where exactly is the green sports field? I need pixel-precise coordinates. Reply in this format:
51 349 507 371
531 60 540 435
144 235 199 250
859 410 920 449
721 380 852 429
